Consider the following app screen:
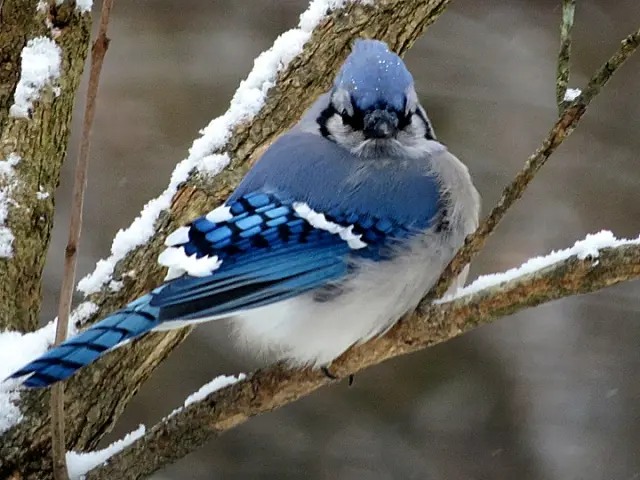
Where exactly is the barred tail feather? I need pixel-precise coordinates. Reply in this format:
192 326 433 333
7 293 161 388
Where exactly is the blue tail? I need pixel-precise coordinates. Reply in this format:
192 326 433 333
7 293 160 388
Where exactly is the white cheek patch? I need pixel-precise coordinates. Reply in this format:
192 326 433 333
158 246 223 280
408 113 426 137
326 115 349 136
292 202 367 250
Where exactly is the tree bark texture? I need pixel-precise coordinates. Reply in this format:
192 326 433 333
0 2 451 478
0 1 90 332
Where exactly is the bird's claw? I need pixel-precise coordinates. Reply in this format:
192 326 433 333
321 366 355 387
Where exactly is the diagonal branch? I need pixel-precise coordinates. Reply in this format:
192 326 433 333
86 237 640 479
556 0 576 112
426 25 640 301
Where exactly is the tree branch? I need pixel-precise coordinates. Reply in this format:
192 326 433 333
0 1 453 478
87 239 640 479
51 1 114 478
556 0 576 112
426 24 640 301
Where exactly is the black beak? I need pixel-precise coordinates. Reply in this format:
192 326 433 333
363 110 399 139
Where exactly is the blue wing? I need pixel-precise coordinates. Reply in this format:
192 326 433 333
151 190 419 321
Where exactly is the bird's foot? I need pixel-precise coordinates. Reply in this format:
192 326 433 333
321 366 355 387
321 366 337 380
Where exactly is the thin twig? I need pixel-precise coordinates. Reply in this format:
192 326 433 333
556 0 576 112
425 25 640 302
50 1 115 479
86 241 640 479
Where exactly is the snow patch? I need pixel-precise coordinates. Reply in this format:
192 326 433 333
184 373 246 406
166 373 246 419
53 0 92 13
440 231 640 302
76 0 364 296
73 0 93 13
0 153 22 258
0 229 15 258
299 0 373 31
198 153 231 177
205 205 233 224
66 424 145 479
564 87 582 102
69 301 99 331
36 187 50 199
0 322 57 433
10 37 62 118
64 374 245 474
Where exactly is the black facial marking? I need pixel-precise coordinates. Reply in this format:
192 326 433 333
434 201 451 233
317 93 436 142
340 107 365 131
415 109 436 140
317 104 337 139
318 96 415 140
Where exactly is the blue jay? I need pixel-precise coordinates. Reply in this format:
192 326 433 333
7 39 480 388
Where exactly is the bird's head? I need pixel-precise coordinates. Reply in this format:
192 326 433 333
318 39 436 157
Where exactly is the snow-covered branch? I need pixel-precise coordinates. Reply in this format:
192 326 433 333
427 24 640 300
84 232 640 479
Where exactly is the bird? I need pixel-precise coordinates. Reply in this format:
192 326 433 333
6 39 480 388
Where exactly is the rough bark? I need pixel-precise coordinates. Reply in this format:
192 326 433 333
0 1 91 332
0 1 451 478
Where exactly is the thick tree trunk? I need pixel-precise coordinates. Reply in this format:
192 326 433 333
0 1 90 332
0 1 450 478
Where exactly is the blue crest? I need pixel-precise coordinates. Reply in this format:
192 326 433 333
334 39 414 111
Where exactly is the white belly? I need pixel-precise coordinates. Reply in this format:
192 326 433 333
232 234 463 367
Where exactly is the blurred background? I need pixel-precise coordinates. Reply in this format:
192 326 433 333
41 0 639 478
